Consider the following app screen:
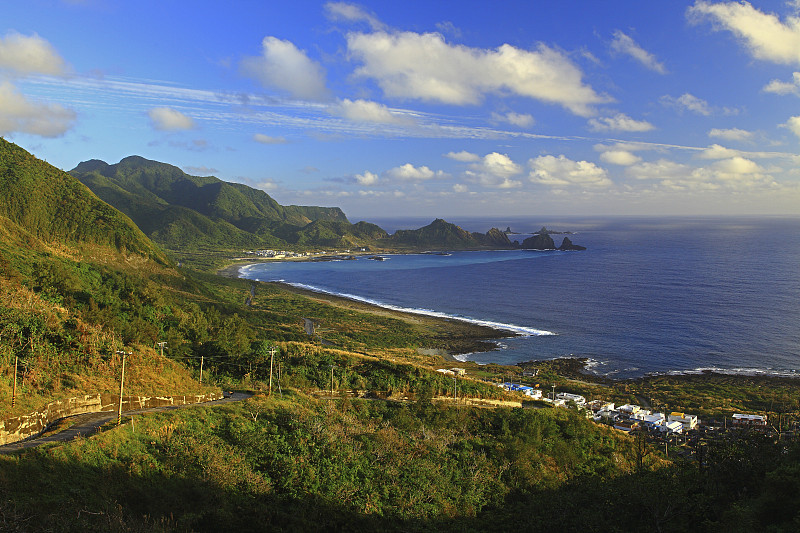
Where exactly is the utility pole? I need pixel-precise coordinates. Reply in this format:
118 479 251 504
552 384 556 401
330 364 335 396
156 341 167 357
268 346 276 395
199 355 204 384
11 356 18 408
116 350 131 426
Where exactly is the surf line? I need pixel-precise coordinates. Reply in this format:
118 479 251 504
279 281 556 337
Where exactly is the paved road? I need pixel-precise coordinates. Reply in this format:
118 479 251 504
0 392 252 455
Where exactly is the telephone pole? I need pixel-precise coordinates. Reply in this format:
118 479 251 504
11 356 18 408
199 355 204 384
268 346 276 395
116 350 131 426
156 341 167 357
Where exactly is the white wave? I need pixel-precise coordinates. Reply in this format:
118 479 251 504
237 264 259 276
655 366 800 378
282 282 556 336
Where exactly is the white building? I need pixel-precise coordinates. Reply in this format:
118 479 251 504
668 412 698 431
556 392 586 406
500 383 542 399
732 413 767 427
588 400 615 413
661 420 684 434
618 404 641 415
633 412 665 428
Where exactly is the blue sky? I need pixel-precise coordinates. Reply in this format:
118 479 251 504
2 0 800 220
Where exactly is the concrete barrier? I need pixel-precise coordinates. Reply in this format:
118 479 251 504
0 391 223 445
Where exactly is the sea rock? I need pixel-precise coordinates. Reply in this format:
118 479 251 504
558 237 586 251
520 233 555 250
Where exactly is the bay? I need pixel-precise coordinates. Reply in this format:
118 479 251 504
238 217 800 379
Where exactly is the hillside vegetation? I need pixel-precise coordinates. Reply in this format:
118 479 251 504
3 140 800 532
70 156 358 251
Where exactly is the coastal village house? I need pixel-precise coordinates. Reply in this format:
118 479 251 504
668 412 698 431
732 413 767 427
556 392 586 406
661 421 684 434
499 382 542 399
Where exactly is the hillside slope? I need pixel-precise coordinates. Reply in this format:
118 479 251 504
0 140 167 264
71 156 350 249
0 141 214 415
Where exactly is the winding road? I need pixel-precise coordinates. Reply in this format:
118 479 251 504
0 392 252 455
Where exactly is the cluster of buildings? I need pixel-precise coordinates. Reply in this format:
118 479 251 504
440 369 769 436
500 385 768 436
586 402 698 434
244 247 370 259
244 250 309 259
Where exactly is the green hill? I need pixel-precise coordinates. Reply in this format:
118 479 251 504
0 140 166 264
70 156 351 250
387 218 513 249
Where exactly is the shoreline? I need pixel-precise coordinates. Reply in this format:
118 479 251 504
216 260 509 358
217 261 800 383
264 280 509 355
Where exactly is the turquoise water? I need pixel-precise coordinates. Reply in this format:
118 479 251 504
239 217 800 378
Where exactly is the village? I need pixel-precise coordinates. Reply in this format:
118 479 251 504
436 364 777 462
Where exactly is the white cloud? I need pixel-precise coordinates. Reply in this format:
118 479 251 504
253 133 288 144
0 32 68 76
699 143 792 160
241 36 329 100
257 178 280 191
708 127 754 141
588 113 654 132
183 165 218 176
329 98 414 124
452 183 468 193
609 30 667 74
629 155 776 191
529 154 612 188
627 159 690 180
346 31 608 116
464 152 524 188
354 170 380 186
444 150 480 162
471 152 522 178
784 115 800 138
660 93 712 115
599 149 641 166
0 81 76 137
148 107 195 131
763 72 800 95
384 163 447 181
698 143 742 159
689 1 800 66
594 141 660 153
491 111 535 128
324 2 386 31
689 156 776 189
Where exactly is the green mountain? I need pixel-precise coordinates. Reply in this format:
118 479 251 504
70 156 351 250
0 139 167 264
387 218 513 249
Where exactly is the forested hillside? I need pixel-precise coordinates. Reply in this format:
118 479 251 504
70 155 357 250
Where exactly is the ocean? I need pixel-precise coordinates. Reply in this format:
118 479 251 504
238 217 800 379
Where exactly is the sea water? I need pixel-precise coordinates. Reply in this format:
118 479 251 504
238 217 800 378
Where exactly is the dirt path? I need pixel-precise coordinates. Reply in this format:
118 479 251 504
0 392 251 454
